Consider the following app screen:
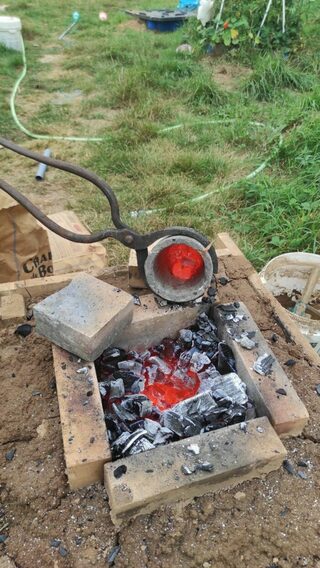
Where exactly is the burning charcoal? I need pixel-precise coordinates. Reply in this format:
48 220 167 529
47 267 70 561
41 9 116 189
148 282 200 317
121 395 153 418
148 356 171 375
210 373 248 406
153 427 174 445
253 353 274 376
109 379 125 400
217 342 236 374
112 429 148 458
175 391 217 419
131 378 145 394
179 329 193 347
132 362 143 376
161 410 201 438
190 351 211 373
118 360 136 371
178 348 196 369
140 350 151 361
113 370 140 390
196 462 214 472
187 444 200 455
129 437 155 455
112 402 136 422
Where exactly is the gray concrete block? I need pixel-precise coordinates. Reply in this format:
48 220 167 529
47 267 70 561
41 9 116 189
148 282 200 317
34 273 134 360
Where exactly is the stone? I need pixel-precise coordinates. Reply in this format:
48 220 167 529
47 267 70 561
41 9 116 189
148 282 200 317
34 274 134 360
234 491 246 501
104 416 286 524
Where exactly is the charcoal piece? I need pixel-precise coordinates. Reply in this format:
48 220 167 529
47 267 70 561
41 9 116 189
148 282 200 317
187 443 200 455
284 359 296 367
143 418 160 439
174 391 217 419
107 545 121 566
210 372 248 406
196 462 214 472
225 403 246 421
253 353 274 375
132 295 141 306
129 437 155 455
276 388 287 396
297 471 307 480
130 378 145 394
118 360 136 371
239 335 256 350
109 379 125 400
218 276 230 286
190 351 211 372
148 356 171 375
217 303 237 314
114 465 127 479
194 334 203 349
113 370 140 389
112 402 136 422
102 347 126 361
181 464 195 475
297 460 308 468
154 426 174 445
122 395 153 418
271 333 278 342
283 459 295 475
99 383 108 397
59 546 68 558
316 384 320 396
50 539 61 548
140 350 151 361
207 286 216 297
15 323 32 337
161 410 201 438
105 414 127 441
217 342 236 374
112 429 148 457
179 329 193 346
5 448 16 461
203 404 228 425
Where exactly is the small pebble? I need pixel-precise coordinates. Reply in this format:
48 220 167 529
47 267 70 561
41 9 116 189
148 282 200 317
133 295 141 306
181 464 193 475
284 359 296 367
176 43 193 53
0 534 7 543
207 287 216 297
59 545 68 557
187 444 200 455
256 426 264 433
283 459 295 475
5 448 16 461
271 333 278 342
218 276 229 286
234 491 246 501
276 388 287 396
196 462 214 472
203 562 211 568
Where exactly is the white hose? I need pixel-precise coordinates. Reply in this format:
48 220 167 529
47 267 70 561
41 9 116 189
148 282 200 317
131 120 283 217
257 0 273 36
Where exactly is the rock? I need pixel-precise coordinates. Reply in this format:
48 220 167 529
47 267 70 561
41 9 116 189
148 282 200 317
234 491 246 501
203 563 211 568
176 43 193 54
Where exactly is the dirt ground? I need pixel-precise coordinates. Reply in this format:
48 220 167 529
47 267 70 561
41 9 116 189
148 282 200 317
1 256 320 568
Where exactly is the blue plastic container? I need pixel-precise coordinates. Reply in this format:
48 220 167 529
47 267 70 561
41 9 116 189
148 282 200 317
145 19 184 32
178 0 199 9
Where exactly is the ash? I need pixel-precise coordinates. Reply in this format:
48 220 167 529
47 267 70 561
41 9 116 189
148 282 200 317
96 310 256 460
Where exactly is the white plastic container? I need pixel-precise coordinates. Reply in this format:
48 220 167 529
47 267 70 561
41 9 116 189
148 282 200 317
0 16 23 52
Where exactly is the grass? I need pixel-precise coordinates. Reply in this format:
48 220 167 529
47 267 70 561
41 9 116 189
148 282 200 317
0 0 319 269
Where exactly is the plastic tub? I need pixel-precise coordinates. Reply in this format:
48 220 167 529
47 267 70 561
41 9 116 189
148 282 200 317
145 19 184 32
260 252 320 352
0 16 23 52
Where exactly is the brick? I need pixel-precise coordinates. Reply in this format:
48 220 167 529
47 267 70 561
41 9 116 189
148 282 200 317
34 273 134 360
214 302 309 437
104 416 286 524
114 294 207 352
0 293 25 321
52 344 111 489
128 249 147 289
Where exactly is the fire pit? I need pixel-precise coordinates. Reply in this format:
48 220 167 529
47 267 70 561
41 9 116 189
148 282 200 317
96 307 256 462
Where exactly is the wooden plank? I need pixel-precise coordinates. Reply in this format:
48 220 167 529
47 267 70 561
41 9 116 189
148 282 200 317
215 232 244 257
52 345 111 489
104 416 286 524
0 272 86 299
215 302 309 437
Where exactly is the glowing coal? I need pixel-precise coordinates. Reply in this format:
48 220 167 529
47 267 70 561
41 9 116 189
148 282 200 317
96 310 255 460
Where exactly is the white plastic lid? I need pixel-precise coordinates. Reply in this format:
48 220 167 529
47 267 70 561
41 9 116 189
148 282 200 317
0 16 22 31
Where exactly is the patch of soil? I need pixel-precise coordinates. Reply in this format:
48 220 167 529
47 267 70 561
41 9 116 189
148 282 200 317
213 63 252 91
0 257 320 568
117 19 145 32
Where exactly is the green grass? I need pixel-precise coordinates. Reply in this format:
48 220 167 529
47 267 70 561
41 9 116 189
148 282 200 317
0 0 319 269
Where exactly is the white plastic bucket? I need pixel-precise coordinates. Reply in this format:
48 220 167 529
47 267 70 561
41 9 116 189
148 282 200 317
260 253 320 352
0 16 23 52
